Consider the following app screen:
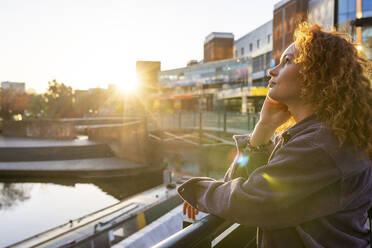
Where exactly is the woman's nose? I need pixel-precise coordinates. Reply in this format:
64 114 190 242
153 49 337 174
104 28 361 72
268 67 276 77
268 63 280 77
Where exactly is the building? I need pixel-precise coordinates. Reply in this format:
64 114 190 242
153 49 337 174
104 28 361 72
308 0 372 59
337 0 372 59
273 0 308 64
135 61 161 113
234 20 273 59
1 81 26 93
276 0 372 60
308 0 335 30
158 57 251 112
136 61 161 95
157 22 274 114
234 20 274 85
204 32 234 63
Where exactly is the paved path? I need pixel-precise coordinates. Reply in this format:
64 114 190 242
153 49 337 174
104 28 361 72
0 157 145 171
0 135 99 147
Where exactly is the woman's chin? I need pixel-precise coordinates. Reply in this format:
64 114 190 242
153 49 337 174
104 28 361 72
267 92 280 102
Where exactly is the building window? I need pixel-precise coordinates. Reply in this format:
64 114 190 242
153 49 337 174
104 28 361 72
362 26 372 60
249 43 253 51
241 47 244 56
253 55 264 72
265 51 273 68
235 50 238 57
363 0 372 18
257 39 260 49
338 0 356 23
267 34 271 44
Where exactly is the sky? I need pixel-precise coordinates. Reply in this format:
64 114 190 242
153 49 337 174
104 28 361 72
0 0 279 93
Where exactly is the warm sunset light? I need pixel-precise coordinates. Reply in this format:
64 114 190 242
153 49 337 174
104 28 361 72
118 79 139 94
1 1 371 247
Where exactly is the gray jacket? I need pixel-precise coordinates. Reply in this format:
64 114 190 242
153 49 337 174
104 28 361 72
178 114 372 247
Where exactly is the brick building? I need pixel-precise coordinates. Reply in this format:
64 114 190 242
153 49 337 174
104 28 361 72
273 0 308 64
204 32 234 63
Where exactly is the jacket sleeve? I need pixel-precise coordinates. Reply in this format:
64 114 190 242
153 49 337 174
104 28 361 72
178 138 342 229
224 134 274 182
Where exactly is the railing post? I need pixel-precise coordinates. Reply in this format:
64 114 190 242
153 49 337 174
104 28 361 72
254 114 259 127
199 111 202 146
223 111 227 133
178 111 182 130
193 111 196 127
247 113 251 131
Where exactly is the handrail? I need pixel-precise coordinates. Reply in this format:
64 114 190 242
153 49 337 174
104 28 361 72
153 209 372 248
152 214 233 248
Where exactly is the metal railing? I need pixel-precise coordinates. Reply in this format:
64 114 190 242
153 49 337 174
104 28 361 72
152 214 257 248
152 214 228 248
146 111 259 134
153 208 372 248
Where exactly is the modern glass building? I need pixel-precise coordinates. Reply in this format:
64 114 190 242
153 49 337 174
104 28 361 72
308 0 372 60
157 20 274 113
157 57 254 112
159 57 250 89
338 0 356 24
337 0 372 59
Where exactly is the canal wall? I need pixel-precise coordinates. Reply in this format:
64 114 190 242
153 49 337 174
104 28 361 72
87 119 163 167
2 120 76 139
0 143 113 162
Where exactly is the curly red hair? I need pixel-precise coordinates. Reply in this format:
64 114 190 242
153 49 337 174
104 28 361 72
292 23 372 158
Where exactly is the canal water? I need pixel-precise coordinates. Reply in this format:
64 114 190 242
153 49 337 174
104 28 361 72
0 147 231 247
0 176 154 247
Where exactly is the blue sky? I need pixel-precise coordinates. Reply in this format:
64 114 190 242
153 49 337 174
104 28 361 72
0 0 278 92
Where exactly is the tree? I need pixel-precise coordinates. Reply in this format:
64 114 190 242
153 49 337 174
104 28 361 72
0 88 29 120
44 79 75 118
26 93 47 119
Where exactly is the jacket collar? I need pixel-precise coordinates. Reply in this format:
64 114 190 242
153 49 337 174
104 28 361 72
283 114 320 141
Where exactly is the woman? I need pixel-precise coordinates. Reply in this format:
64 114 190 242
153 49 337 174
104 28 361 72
178 23 372 247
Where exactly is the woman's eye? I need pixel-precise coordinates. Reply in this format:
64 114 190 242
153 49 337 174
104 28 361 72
284 57 290 64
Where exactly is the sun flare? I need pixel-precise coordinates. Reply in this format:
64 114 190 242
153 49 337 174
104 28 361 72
118 79 139 94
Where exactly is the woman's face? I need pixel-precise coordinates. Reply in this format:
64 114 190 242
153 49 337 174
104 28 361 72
268 43 302 106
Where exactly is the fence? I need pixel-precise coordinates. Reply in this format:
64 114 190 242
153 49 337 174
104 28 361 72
146 111 260 134
153 214 256 248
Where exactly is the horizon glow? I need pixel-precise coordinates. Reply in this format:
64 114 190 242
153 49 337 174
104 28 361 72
0 0 278 93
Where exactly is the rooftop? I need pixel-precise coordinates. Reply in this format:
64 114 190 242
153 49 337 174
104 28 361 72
204 32 234 44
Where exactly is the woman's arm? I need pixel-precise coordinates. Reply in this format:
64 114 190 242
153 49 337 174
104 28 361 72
224 96 290 181
178 140 342 229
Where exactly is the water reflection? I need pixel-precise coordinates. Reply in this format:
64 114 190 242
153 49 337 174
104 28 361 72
0 183 31 209
0 173 162 247
0 171 162 201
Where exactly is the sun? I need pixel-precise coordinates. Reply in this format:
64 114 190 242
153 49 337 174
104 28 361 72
118 79 139 94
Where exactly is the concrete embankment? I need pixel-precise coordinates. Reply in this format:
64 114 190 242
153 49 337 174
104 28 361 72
0 136 164 180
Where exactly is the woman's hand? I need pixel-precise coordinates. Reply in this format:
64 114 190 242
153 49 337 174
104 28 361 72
259 95 291 128
183 201 199 219
250 95 291 147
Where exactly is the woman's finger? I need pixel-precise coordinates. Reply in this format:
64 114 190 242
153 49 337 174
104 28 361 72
183 202 187 215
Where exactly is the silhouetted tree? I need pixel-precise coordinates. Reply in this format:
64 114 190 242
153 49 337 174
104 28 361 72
26 93 47 118
0 88 29 120
44 79 75 118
